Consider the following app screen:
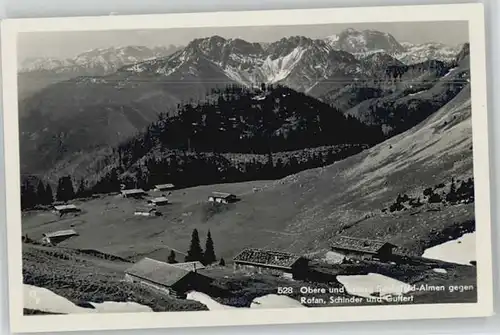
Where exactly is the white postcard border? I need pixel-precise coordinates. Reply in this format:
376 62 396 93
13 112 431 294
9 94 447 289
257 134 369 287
1 3 493 333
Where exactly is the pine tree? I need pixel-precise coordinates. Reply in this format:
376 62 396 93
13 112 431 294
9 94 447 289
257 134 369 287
446 180 458 203
21 179 37 210
44 184 54 205
219 258 226 266
56 176 75 202
36 181 46 206
185 229 204 262
167 250 177 264
76 179 86 198
203 230 216 265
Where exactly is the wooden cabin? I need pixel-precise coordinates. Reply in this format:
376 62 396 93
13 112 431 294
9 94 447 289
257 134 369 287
52 204 81 216
134 207 162 217
147 197 169 206
208 192 238 204
154 184 175 192
330 236 397 262
233 248 309 280
121 189 147 199
170 261 206 272
124 258 212 298
42 229 78 245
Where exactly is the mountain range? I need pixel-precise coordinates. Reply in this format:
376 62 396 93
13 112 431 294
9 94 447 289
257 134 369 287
19 45 182 73
18 28 470 186
18 29 463 99
18 45 182 100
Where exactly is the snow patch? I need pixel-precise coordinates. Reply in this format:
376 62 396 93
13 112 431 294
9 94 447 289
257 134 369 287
186 291 303 310
187 291 237 310
250 294 304 308
407 90 426 97
24 284 152 314
443 67 458 77
261 47 307 83
337 273 412 301
422 232 476 266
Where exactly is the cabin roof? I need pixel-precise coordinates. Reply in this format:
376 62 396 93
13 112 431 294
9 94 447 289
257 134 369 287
149 197 169 203
155 184 175 189
170 261 205 271
43 229 78 238
53 204 79 211
211 192 235 199
121 189 146 195
135 207 157 213
233 248 303 269
125 257 192 287
330 236 396 254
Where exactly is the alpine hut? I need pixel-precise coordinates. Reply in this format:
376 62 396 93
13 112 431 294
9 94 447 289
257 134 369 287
330 236 397 262
154 184 175 192
170 261 205 272
42 229 78 245
121 189 147 199
134 207 162 217
52 204 81 217
124 258 212 298
147 197 169 206
208 192 238 204
233 248 309 279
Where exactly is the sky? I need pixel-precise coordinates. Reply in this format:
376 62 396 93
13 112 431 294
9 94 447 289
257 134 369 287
18 21 468 61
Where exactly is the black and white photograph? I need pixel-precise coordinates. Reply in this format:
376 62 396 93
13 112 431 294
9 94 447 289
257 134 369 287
1 3 493 333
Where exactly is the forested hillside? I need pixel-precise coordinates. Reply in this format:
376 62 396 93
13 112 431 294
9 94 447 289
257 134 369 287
21 84 383 206
18 40 471 210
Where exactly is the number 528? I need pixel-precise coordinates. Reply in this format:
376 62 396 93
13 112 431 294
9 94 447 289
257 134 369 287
277 287 293 294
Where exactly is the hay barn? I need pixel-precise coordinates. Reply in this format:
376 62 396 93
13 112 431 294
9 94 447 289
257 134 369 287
233 248 309 279
52 204 81 216
170 261 206 272
134 207 162 217
330 236 397 262
124 258 212 298
42 229 78 245
147 197 169 206
154 184 175 191
121 189 147 198
208 192 238 204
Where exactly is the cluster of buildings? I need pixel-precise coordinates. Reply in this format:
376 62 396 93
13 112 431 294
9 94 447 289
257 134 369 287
121 185 239 216
32 181 404 300
119 236 400 300
31 224 401 300
120 184 174 217
36 184 243 248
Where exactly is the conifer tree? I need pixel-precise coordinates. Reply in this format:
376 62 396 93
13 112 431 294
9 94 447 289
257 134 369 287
36 181 46 206
167 250 177 264
203 230 216 265
21 180 37 210
185 229 204 262
56 176 75 202
76 179 86 198
219 258 226 266
44 184 54 205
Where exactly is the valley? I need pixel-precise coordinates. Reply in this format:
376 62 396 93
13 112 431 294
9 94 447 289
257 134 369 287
18 26 477 313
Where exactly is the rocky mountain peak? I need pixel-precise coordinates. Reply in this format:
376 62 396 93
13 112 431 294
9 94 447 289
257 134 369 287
455 42 470 63
329 28 405 54
266 36 319 59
